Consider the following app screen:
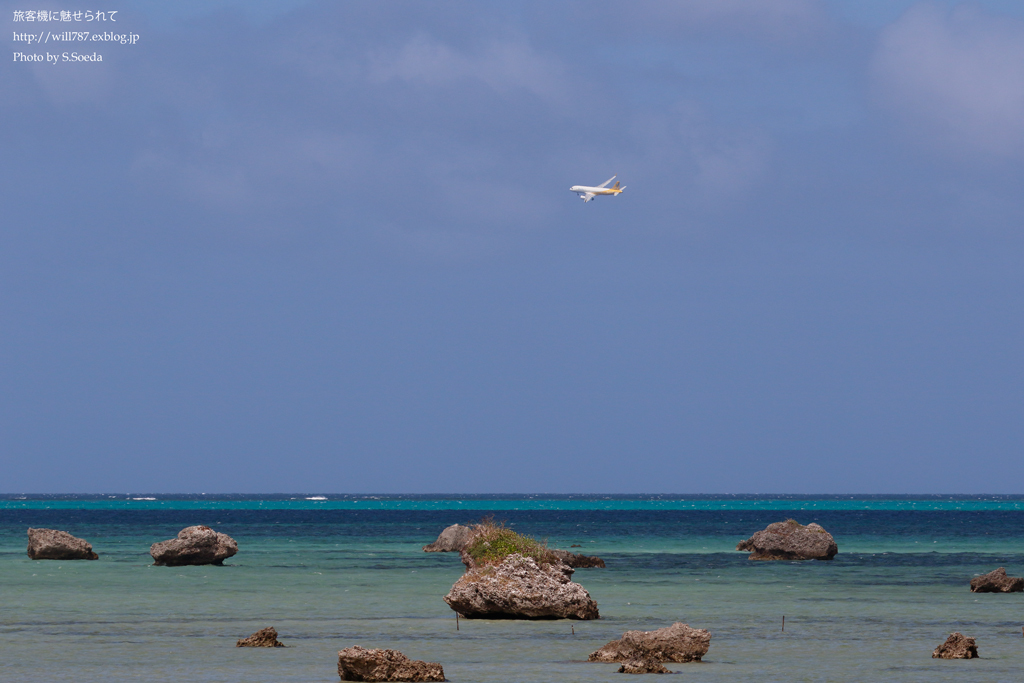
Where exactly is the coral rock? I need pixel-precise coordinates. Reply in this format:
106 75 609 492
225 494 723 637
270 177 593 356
236 627 285 647
444 553 599 619
736 520 838 561
970 567 1024 593
932 632 978 659
337 645 445 682
617 659 672 674
27 528 98 560
150 525 238 566
549 548 606 568
589 622 710 663
423 524 478 553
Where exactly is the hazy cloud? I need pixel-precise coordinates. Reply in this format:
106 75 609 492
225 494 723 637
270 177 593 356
873 2 1024 158
579 0 832 44
367 34 568 104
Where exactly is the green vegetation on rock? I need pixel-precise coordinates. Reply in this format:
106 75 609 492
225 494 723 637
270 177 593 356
464 519 557 566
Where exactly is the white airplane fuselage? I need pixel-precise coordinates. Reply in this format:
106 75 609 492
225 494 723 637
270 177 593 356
570 175 625 202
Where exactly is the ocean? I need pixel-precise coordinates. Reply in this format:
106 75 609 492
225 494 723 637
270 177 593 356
3 495 1024 682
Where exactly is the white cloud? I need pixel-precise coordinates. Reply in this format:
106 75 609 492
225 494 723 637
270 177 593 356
873 3 1024 159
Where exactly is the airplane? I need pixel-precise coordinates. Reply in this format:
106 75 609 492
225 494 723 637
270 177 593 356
570 175 626 203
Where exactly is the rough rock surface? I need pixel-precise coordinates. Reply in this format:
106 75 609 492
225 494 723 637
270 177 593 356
444 553 599 619
27 528 98 560
236 627 285 647
932 632 978 659
150 525 238 566
423 524 478 553
458 548 604 572
337 646 445 682
970 567 1024 593
617 659 672 674
549 548 606 568
736 520 838 561
589 623 711 663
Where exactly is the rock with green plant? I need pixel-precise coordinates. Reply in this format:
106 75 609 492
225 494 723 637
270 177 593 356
423 519 605 568
458 521 559 568
736 520 837 561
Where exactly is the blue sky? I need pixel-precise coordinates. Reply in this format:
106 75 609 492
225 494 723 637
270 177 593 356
2 1 1023 493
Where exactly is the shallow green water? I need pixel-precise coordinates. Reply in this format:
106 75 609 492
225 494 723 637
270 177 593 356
2 500 1024 682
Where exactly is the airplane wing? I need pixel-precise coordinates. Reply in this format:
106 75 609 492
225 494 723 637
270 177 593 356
597 175 616 189
580 192 596 202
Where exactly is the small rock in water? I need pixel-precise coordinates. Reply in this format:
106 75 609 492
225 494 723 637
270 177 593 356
736 520 838 561
422 524 479 552
150 525 238 566
236 627 285 647
969 567 1024 593
589 622 710 663
337 645 445 682
932 632 978 659
617 658 672 674
548 548 606 568
27 528 98 560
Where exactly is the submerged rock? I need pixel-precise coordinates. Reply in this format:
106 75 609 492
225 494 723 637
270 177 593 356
932 632 978 659
736 520 838 561
549 548 606 568
423 524 478 553
27 528 98 560
444 553 599 619
617 659 672 674
970 567 1024 593
236 627 285 647
589 623 710 664
150 525 238 566
337 645 445 682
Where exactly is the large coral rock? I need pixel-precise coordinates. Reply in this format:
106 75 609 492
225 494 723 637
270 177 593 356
150 525 238 566
27 528 98 560
589 623 710 663
337 646 445 682
423 524 478 552
736 520 837 561
236 627 285 647
444 553 599 619
932 632 978 659
617 659 671 674
970 567 1024 593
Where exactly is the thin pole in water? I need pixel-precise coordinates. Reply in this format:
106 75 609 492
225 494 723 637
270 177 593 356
782 616 785 632
456 612 459 631
572 625 575 635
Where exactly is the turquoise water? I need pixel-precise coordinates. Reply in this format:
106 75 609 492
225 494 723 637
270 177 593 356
3 497 1024 682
